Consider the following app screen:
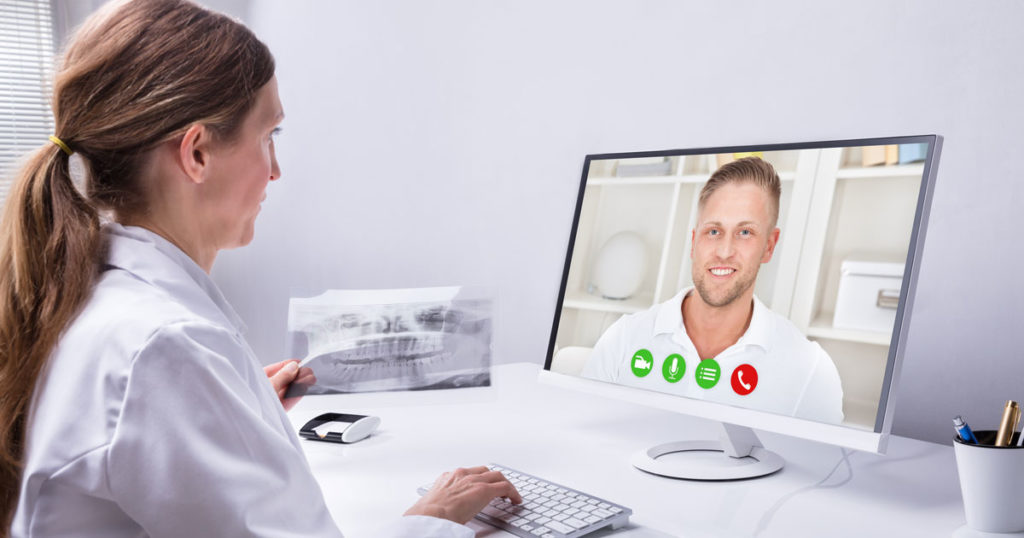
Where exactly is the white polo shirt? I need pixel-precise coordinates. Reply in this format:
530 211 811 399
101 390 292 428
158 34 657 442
582 288 844 424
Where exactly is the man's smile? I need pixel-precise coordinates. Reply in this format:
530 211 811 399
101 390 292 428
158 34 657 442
709 267 737 277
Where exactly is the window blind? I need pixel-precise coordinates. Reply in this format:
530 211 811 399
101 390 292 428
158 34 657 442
0 0 55 205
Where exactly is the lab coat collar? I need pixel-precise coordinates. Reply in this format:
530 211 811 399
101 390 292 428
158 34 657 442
102 222 248 336
654 286 774 353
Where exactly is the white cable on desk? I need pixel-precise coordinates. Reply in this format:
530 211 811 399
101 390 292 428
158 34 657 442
752 448 854 537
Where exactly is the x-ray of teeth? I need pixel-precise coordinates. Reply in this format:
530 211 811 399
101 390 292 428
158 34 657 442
285 287 493 396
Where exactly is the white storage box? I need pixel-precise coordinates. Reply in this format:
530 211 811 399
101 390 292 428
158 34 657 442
833 260 905 333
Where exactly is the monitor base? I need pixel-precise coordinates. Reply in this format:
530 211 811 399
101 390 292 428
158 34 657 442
631 423 784 480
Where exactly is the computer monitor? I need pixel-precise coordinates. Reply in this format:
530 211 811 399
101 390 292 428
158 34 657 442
539 135 941 480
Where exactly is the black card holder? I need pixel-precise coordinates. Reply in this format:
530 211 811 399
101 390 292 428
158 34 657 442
299 412 372 444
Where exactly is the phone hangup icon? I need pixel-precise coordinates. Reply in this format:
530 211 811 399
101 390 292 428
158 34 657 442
730 364 758 396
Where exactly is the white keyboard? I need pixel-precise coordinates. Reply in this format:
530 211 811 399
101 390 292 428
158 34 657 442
418 463 632 537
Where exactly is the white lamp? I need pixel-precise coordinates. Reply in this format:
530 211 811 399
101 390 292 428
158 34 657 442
591 231 648 300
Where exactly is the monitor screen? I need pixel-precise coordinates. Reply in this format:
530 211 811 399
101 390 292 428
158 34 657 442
544 136 939 450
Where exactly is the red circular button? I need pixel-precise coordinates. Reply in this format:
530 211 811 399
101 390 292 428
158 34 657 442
730 364 758 396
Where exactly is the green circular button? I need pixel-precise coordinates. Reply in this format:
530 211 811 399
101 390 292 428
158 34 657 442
695 358 721 389
662 354 685 383
630 349 654 377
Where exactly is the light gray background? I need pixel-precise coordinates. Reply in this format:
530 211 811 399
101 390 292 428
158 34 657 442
56 1 1024 445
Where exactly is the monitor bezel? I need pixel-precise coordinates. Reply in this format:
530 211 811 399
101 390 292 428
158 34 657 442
541 134 942 453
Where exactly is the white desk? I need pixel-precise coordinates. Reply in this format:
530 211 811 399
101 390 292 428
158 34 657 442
288 363 966 537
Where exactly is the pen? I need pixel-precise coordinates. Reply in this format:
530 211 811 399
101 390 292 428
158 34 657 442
953 415 977 444
995 400 1020 447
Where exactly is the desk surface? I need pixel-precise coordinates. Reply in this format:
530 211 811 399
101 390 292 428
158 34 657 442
288 363 965 537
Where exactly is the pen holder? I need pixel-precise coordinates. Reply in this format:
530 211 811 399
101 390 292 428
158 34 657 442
953 431 1024 533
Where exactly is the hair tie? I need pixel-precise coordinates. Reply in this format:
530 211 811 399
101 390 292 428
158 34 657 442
48 135 73 156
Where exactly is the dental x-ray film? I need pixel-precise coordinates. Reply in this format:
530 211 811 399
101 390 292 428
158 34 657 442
284 286 493 396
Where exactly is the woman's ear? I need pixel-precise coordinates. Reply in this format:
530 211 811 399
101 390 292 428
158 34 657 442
177 123 210 184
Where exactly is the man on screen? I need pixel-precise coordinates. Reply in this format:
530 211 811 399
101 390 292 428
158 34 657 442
582 157 844 424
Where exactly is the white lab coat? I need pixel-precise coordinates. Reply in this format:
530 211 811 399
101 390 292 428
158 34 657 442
12 223 472 538
582 288 845 424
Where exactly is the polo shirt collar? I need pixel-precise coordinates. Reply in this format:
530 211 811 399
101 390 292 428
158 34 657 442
653 290 687 336
653 286 774 353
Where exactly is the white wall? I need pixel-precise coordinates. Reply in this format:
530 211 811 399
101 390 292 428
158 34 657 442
200 0 1024 446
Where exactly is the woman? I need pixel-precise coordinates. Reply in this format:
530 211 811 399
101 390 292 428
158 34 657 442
0 0 518 536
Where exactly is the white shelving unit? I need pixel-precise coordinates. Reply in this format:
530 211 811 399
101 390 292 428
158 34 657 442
807 314 892 347
788 149 924 344
561 290 651 315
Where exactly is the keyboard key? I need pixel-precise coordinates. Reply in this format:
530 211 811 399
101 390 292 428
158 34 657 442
593 508 613 518
565 517 588 529
544 521 575 534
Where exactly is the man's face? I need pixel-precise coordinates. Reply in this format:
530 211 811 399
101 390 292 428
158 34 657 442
690 182 780 308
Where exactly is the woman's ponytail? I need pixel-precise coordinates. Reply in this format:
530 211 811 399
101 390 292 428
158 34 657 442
0 142 101 530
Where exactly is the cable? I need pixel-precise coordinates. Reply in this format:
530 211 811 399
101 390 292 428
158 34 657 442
752 448 854 536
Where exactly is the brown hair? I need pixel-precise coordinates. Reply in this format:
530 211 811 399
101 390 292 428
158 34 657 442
698 156 782 227
0 0 274 529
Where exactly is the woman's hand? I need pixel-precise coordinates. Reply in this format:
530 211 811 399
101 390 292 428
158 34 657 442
264 359 315 411
404 466 522 524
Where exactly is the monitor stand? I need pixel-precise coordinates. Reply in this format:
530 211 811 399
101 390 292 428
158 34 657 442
631 423 784 480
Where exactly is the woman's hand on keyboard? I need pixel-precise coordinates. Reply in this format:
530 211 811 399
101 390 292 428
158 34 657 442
405 466 523 524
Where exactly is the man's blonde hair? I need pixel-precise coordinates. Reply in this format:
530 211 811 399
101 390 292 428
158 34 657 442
698 156 781 227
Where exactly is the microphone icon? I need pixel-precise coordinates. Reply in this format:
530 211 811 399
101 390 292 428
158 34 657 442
669 357 679 376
